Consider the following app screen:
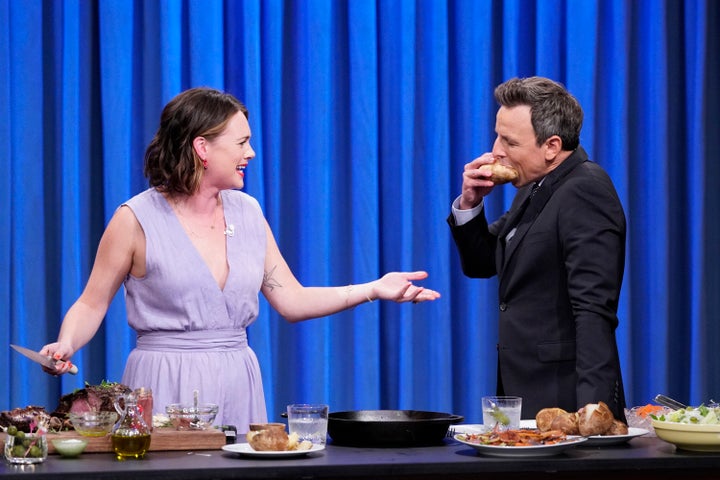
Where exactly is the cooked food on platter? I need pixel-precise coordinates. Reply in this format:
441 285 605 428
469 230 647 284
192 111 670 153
456 427 569 447
578 402 617 436
478 162 519 184
454 426 587 457
0 382 131 433
246 424 312 452
536 401 628 437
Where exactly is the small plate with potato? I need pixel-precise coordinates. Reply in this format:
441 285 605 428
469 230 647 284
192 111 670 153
222 443 325 458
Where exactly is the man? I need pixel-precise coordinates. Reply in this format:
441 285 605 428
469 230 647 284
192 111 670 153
447 76 626 420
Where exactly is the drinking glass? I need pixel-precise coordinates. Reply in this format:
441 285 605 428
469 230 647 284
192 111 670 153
482 396 522 431
286 404 329 445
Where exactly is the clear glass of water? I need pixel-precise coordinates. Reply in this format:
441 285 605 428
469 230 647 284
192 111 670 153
482 396 522 431
286 404 329 445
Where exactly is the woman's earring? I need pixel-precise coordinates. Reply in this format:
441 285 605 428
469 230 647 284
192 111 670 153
202 159 208 169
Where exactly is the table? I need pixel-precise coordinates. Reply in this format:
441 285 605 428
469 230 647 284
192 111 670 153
2 436 720 479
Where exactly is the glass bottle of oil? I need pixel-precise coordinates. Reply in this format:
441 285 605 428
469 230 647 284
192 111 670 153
111 392 152 460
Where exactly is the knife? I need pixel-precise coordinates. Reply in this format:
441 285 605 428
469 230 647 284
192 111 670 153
10 344 79 375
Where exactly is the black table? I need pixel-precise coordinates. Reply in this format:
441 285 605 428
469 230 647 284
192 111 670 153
2 437 720 479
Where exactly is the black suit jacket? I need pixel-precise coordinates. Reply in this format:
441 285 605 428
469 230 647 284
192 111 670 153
448 147 627 419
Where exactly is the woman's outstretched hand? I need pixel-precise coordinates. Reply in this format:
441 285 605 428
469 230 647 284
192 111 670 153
372 271 441 303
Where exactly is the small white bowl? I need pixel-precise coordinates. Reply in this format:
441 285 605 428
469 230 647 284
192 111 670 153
51 438 88 457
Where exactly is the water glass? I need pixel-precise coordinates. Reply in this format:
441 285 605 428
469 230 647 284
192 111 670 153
287 404 329 445
482 396 522 431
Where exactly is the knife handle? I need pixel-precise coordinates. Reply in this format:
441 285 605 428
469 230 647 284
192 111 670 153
52 358 78 375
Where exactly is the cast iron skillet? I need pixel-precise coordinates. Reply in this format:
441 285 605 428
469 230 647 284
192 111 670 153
327 410 464 447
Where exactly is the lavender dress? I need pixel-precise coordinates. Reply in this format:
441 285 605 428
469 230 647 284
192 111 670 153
121 188 267 432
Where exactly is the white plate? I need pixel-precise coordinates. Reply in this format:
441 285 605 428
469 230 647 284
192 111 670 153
452 420 536 435
222 443 325 458
454 433 587 458
583 427 650 446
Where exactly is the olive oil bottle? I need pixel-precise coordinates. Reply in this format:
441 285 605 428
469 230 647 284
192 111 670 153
111 391 152 460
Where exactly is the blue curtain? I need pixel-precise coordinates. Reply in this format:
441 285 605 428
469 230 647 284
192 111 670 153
2 0 719 425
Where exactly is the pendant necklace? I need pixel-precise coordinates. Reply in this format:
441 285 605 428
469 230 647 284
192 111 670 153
174 197 222 238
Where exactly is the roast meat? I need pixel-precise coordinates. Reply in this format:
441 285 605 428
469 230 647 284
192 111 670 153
52 382 131 417
0 406 61 433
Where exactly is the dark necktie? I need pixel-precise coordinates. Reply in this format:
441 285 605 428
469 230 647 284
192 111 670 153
505 182 539 242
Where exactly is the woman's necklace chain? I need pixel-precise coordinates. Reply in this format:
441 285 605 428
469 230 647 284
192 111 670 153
174 198 222 238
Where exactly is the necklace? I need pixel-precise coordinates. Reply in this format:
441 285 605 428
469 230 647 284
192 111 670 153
173 197 223 238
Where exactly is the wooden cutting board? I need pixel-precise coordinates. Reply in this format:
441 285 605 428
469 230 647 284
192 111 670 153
1 428 227 454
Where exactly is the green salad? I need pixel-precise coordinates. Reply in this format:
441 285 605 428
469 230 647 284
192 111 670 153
652 405 720 425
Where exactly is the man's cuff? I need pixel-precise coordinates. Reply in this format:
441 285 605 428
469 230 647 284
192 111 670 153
451 196 483 226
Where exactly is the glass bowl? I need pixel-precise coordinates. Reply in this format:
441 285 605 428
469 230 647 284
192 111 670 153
68 411 118 437
165 403 219 430
51 438 88 457
4 433 48 464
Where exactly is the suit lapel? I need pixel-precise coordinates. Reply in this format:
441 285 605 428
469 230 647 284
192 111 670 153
500 147 589 270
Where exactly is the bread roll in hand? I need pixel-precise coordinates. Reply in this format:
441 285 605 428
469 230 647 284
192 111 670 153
478 162 519 184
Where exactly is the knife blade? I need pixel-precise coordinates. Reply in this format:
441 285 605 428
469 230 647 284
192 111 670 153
10 344 78 375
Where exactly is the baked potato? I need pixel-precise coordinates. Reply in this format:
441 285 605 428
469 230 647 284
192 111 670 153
550 411 580 435
577 401 615 436
246 428 289 451
478 162 519 184
606 419 629 436
535 407 568 432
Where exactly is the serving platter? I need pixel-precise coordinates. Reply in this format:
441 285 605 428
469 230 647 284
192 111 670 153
454 433 587 458
222 443 325 458
583 427 649 446
452 419 536 435
1 428 227 454
451 421 647 448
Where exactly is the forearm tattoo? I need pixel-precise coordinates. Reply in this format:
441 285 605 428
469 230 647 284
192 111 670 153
263 265 282 291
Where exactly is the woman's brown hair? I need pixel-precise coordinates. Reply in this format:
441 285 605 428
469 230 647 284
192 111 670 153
144 87 249 195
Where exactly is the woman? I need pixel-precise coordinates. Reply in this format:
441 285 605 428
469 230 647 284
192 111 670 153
41 87 440 431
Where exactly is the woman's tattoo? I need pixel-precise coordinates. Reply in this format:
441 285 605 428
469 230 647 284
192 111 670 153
263 265 282 291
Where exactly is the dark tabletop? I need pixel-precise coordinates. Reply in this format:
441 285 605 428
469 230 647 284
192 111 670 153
3 436 720 480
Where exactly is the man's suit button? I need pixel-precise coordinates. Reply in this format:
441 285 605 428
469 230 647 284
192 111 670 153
499 303 507 311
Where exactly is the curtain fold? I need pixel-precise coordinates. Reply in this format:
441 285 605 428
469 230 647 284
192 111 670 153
3 0 719 426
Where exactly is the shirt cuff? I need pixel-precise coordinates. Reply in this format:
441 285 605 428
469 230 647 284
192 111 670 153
451 195 484 226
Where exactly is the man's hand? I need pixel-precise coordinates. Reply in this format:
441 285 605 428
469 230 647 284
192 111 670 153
459 153 497 210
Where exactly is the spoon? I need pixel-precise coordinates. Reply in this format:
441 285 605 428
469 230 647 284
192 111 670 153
190 389 201 429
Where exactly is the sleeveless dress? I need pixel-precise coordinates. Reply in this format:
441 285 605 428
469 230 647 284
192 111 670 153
121 188 267 432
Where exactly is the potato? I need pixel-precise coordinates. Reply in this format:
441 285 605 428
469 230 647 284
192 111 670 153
577 401 615 436
478 163 519 184
535 407 568 432
606 419 629 436
550 411 580 435
246 428 289 451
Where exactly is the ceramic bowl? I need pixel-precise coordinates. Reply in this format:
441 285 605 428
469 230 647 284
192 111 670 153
651 419 720 452
68 411 118 437
165 403 219 430
51 438 88 457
